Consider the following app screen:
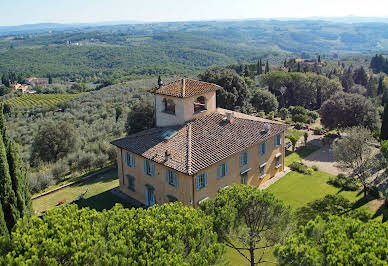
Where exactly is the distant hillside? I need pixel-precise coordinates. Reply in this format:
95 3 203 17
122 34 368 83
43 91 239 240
0 19 387 80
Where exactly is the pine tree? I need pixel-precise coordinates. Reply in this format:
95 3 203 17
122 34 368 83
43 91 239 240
265 60 269 74
381 104 388 140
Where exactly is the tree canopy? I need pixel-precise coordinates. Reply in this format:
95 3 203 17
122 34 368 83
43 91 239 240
275 216 388 265
31 121 78 164
320 92 380 130
1 203 223 265
125 98 155 135
251 89 278 114
259 71 342 109
201 185 293 265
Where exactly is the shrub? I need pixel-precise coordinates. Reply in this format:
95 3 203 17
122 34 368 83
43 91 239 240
294 122 304 130
312 165 319 171
313 127 324 135
27 171 55 194
279 107 289 120
267 111 275 120
307 110 319 121
51 160 70 181
289 161 314 175
293 113 308 123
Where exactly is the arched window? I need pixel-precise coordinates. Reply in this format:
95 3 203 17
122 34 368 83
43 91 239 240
193 96 207 113
163 98 175 114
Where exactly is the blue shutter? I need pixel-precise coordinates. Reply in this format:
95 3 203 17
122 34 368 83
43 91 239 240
165 170 169 184
246 152 249 164
132 154 135 167
225 162 229 176
124 152 128 166
204 173 208 187
217 165 221 178
151 163 155 177
264 142 267 154
145 189 149 206
240 154 243 166
174 172 178 188
143 160 147 174
196 176 200 190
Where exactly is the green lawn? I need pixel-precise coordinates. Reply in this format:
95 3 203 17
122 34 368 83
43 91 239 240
32 168 131 213
285 144 321 166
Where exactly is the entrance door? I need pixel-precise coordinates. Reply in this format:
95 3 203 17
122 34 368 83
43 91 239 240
145 188 155 206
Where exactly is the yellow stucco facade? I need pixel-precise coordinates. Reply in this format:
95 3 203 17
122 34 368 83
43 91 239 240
116 132 285 208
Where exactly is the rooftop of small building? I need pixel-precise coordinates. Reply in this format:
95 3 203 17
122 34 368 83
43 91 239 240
149 78 222 98
111 109 288 176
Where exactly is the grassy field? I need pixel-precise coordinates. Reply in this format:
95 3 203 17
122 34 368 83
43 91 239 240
285 144 321 166
32 168 129 213
4 94 80 107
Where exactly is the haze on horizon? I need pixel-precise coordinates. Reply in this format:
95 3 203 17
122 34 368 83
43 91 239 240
1 0 388 27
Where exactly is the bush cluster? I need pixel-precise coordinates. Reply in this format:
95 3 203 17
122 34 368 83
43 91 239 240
289 161 315 175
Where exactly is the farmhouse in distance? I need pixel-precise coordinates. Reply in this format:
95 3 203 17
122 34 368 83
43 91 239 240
111 78 288 207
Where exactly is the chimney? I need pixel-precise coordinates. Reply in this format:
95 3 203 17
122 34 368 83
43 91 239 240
263 123 271 133
181 78 185 97
226 112 235 123
165 150 171 161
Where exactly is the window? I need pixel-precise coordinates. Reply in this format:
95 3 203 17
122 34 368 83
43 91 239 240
196 172 208 190
143 160 155 176
259 142 267 155
217 162 228 178
240 152 249 166
126 175 135 191
193 96 207 113
163 98 175 114
275 154 282 168
259 163 266 178
125 152 135 167
275 134 282 147
160 129 177 140
241 172 248 185
166 169 178 187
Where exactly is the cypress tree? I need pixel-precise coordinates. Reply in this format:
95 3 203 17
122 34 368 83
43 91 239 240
7 141 31 217
366 76 377 98
0 131 19 233
378 78 385 95
381 104 388 140
0 201 8 239
297 62 301 72
265 60 269 74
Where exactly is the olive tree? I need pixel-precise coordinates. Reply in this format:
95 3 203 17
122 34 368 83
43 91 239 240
332 126 386 197
201 185 293 266
31 121 77 165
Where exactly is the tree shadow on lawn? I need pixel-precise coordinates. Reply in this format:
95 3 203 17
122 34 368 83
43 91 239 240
73 169 118 188
75 190 135 211
351 192 375 210
372 202 388 222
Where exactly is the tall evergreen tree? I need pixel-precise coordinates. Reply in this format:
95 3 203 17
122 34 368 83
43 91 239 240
378 77 385 95
353 66 368 86
366 76 378 98
0 131 19 233
297 62 301 72
265 60 269 74
0 201 8 239
381 104 388 140
48 74 53 84
0 103 31 233
318 55 321 63
256 59 262 75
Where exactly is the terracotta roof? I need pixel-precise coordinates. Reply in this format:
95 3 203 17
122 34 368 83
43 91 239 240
111 111 288 176
149 78 222 98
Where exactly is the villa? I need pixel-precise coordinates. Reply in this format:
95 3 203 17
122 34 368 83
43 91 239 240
111 78 288 207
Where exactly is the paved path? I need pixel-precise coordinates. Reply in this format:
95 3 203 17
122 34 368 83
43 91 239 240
259 167 291 190
302 143 344 176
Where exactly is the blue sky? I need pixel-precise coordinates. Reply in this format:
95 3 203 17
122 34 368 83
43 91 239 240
1 0 388 26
